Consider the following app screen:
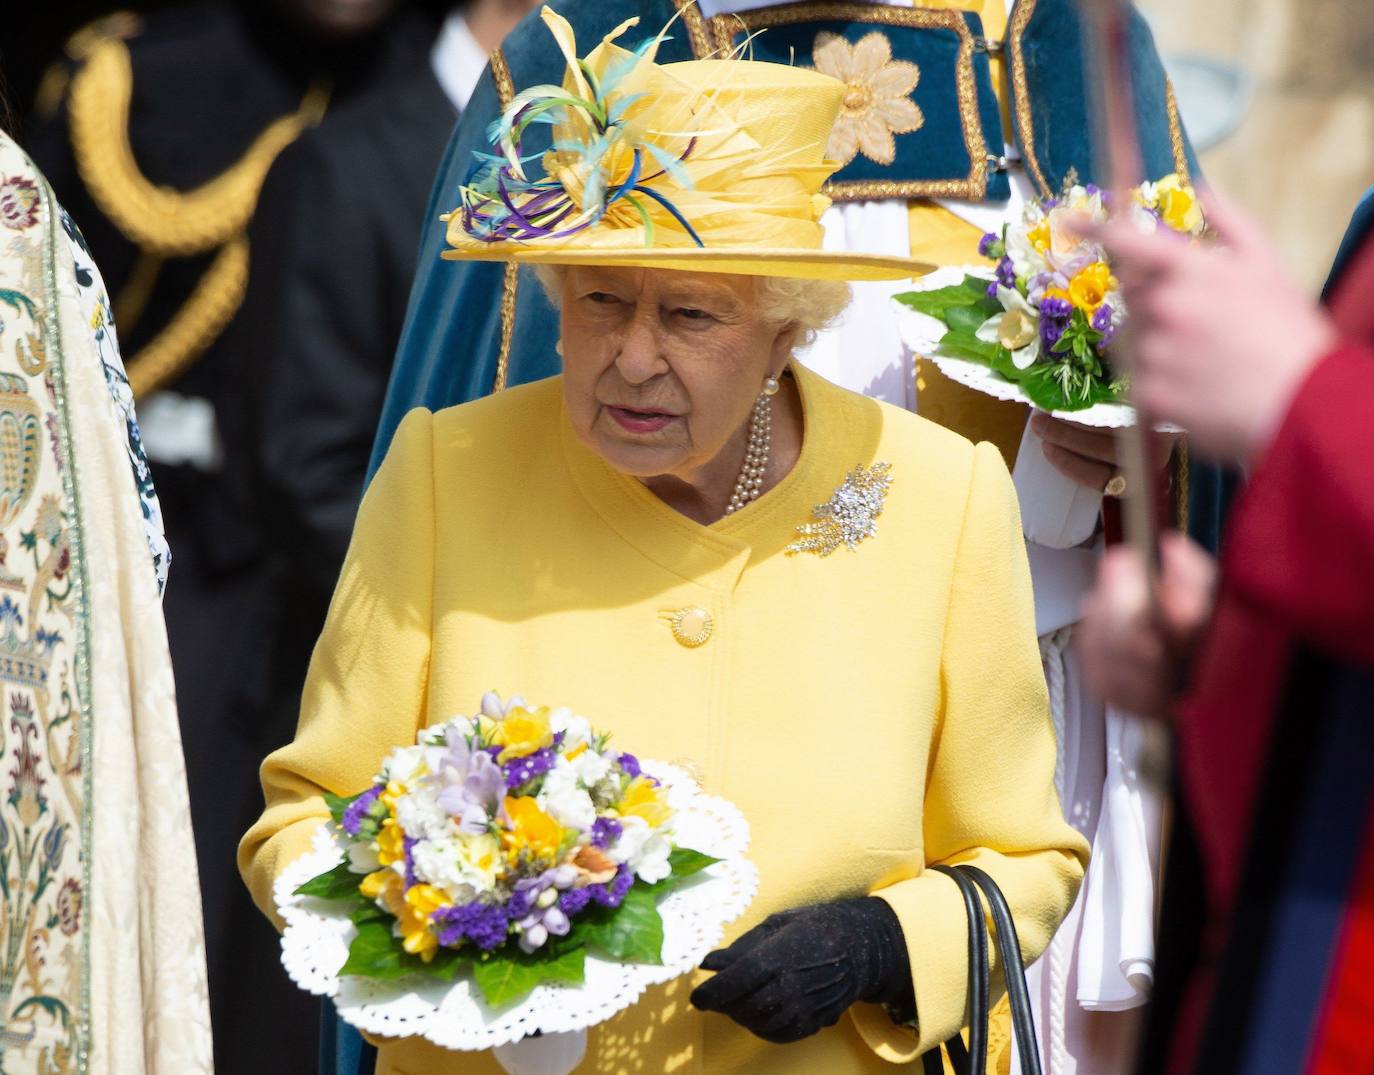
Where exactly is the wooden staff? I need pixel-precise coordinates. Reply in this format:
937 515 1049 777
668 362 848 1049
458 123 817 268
1076 0 1163 588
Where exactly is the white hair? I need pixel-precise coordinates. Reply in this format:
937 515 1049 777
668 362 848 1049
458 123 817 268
532 264 850 347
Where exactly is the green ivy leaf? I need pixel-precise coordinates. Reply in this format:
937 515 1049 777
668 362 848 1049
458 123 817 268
663 847 719 884
294 860 362 901
936 327 1003 367
470 943 586 1009
943 303 991 335
578 885 664 965
339 914 431 981
893 275 994 320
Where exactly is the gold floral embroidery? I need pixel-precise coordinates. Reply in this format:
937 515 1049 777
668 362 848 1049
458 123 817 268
811 32 923 167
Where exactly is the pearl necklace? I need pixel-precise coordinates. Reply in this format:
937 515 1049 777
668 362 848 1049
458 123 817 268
724 376 779 516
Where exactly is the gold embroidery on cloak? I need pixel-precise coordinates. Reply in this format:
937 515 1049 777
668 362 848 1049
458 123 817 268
490 47 521 394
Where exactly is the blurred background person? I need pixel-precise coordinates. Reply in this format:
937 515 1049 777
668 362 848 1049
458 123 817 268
226 0 540 810
219 3 537 1066
19 2 444 1072
1077 187 1374 1075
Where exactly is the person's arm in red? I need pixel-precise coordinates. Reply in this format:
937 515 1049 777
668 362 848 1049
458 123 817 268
1222 342 1374 666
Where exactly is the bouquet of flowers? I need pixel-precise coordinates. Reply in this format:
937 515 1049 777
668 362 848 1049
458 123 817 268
894 174 1206 424
276 692 755 1058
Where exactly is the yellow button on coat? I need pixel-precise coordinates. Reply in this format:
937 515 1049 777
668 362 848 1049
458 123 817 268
667 606 713 648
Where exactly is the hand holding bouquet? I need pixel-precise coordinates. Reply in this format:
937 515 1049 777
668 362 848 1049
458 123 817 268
276 693 755 1057
896 174 1207 421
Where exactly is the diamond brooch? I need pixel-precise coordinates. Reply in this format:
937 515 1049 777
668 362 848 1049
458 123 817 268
786 462 893 557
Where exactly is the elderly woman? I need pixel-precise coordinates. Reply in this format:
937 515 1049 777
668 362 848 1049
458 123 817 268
240 10 1087 1074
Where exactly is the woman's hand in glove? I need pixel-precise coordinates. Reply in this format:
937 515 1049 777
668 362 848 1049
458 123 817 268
688 897 914 1044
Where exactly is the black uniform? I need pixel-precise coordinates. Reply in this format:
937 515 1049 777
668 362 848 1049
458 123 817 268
27 6 436 1073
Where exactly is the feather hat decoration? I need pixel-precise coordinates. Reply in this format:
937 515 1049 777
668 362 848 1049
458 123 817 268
443 7 932 281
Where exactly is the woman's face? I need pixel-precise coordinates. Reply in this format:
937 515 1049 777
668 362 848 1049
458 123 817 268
559 267 796 482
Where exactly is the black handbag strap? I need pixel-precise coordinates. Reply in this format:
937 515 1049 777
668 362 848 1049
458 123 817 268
921 865 1043 1075
931 865 988 1075
958 865 1042 1075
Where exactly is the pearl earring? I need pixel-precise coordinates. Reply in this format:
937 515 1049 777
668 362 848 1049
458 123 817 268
555 339 565 357
762 375 781 397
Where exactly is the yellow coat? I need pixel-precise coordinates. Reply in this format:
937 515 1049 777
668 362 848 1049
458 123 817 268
240 365 1087 1075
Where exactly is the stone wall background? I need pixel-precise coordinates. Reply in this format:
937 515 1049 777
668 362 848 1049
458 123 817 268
1138 0 1374 288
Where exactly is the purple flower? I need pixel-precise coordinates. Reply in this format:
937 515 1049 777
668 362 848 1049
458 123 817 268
403 836 419 887
432 901 510 951
435 734 506 835
995 256 1016 289
1092 303 1117 344
513 864 580 952
591 817 622 850
1039 296 1072 322
559 886 594 917
986 280 1001 301
618 753 641 779
341 785 382 837
589 866 635 909
978 231 999 258
1084 183 1101 196
503 747 556 789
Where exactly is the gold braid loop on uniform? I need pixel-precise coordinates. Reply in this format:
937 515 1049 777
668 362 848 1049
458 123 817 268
67 37 328 256
125 235 250 398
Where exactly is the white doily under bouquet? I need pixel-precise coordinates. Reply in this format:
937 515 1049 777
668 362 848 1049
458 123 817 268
276 693 756 1072
894 174 1207 428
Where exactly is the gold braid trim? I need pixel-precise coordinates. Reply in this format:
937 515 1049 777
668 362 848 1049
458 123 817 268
1008 0 1051 198
126 235 249 397
67 38 328 257
489 47 520 395
1165 81 1190 181
672 0 717 59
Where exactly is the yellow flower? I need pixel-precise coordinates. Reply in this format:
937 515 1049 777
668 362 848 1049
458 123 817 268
376 818 406 867
1067 262 1116 314
1155 174 1204 234
489 706 555 763
398 884 450 961
620 777 672 829
1027 218 1052 254
501 795 566 864
359 867 401 903
812 31 923 167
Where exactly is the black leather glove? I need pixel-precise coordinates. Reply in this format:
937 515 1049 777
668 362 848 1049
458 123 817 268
689 897 916 1044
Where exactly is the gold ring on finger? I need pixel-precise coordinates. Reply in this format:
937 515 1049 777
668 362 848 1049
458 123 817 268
1104 473 1127 498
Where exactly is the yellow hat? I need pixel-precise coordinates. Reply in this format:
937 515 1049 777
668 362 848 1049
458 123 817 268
442 7 931 282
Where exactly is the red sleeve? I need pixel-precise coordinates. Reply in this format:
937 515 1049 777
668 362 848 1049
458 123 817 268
1221 343 1374 664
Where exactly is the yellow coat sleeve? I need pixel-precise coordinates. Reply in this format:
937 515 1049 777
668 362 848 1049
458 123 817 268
853 442 1090 1061
238 408 436 928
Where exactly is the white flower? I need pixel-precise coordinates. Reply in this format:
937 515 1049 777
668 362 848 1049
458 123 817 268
977 285 1042 369
382 745 431 786
347 840 380 874
411 832 502 899
394 785 452 839
608 815 674 884
549 708 592 749
538 762 598 832
572 748 612 787
438 715 477 744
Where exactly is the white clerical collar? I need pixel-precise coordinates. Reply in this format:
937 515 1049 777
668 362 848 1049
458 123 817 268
694 0 1015 19
431 13 487 113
